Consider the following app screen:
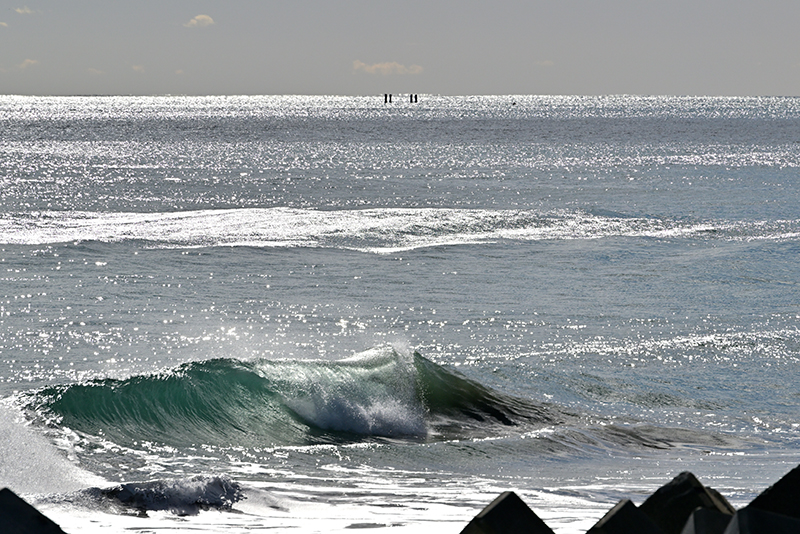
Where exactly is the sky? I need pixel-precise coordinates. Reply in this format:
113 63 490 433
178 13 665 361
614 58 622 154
1 0 799 96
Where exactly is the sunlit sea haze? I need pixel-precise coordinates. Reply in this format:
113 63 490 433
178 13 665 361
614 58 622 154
1 95 799 533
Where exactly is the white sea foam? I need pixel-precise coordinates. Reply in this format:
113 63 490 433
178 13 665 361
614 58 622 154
2 208 794 251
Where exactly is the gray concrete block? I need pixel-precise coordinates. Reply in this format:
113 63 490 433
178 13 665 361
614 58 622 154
747 464 800 520
587 499 666 534
722 506 800 534
640 472 735 534
680 507 733 534
0 487 66 534
460 491 555 534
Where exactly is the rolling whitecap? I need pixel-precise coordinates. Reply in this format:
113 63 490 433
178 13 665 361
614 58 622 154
2 208 796 252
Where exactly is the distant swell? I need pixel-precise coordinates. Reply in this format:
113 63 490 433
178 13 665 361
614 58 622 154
27 348 559 447
2 208 796 252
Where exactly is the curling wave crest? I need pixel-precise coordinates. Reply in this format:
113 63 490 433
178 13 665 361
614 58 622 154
26 347 558 447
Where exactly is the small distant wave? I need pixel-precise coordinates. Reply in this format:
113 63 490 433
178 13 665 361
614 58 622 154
25 347 558 447
59 476 243 516
2 208 796 252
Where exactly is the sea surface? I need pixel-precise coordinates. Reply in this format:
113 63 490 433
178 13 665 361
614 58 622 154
1 94 799 533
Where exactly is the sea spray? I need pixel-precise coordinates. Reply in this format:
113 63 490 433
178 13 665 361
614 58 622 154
269 347 428 437
0 403 103 495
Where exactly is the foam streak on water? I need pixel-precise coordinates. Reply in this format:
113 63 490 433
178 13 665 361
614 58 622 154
2 208 798 251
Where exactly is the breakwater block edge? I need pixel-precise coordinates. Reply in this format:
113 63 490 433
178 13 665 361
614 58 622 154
460 465 800 534
0 487 66 534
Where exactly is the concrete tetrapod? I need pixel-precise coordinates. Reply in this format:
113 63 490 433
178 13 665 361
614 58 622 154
721 506 800 534
679 508 734 534
460 491 555 534
745 464 800 520
0 487 67 534
639 472 735 534
586 499 666 534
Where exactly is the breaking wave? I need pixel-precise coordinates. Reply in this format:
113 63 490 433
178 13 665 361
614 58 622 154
95 476 242 516
26 347 559 447
38 476 244 517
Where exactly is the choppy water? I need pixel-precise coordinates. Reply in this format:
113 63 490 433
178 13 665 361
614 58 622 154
1 95 799 533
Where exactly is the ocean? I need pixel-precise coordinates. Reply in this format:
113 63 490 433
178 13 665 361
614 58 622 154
0 94 798 533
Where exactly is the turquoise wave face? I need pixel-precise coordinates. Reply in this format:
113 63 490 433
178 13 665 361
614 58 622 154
28 347 560 448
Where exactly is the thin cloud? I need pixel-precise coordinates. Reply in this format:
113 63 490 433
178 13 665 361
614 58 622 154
536 60 555 67
0 22 8 27
15 6 35 15
132 65 145 73
18 58 38 69
353 60 423 76
87 68 103 75
184 14 214 28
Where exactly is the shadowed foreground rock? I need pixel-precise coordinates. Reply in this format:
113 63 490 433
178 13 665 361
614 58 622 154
746 464 800 520
639 471 735 534
722 506 800 534
0 488 66 534
461 464 800 534
460 491 555 534
680 508 733 534
586 499 665 534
